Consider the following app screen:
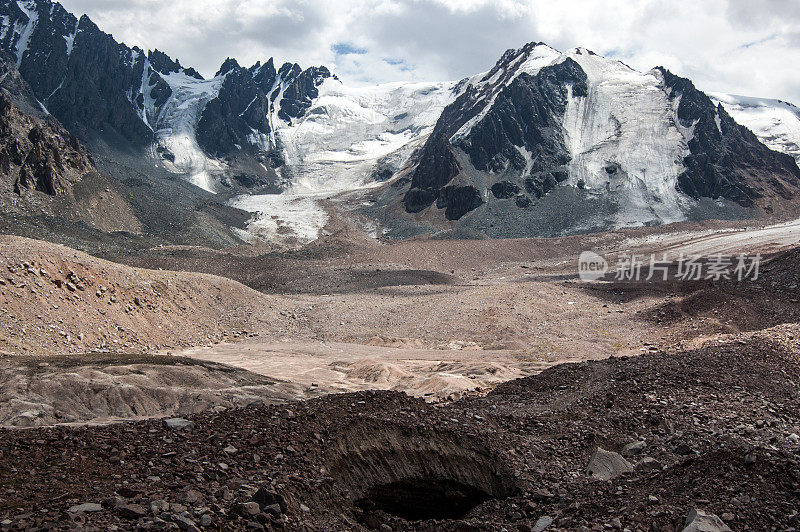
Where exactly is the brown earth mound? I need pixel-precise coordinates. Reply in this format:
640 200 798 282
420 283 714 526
0 235 289 356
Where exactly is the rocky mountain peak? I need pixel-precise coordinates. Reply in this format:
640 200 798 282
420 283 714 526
216 57 241 78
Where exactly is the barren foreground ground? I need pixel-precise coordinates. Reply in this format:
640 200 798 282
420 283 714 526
2 214 800 426
1 213 800 528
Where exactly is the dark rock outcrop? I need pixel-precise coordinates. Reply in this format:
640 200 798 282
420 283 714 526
196 62 272 158
148 49 202 80
404 51 587 220
0 1 158 145
0 92 93 196
490 181 520 199
196 58 331 163
277 65 332 123
658 67 800 209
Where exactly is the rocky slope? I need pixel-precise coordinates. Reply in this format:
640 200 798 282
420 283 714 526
0 325 798 530
0 235 292 356
0 90 92 196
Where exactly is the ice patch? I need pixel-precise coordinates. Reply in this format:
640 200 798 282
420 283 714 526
275 77 458 194
14 0 38 67
64 19 78 57
229 193 329 246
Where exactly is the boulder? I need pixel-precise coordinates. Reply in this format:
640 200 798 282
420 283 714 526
586 448 634 480
163 418 194 430
682 508 732 532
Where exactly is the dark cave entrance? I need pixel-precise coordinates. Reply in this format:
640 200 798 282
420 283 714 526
355 477 493 521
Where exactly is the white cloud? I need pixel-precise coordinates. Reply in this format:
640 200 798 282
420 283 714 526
58 0 800 102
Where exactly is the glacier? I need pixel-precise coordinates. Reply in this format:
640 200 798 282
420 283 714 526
154 71 228 192
560 49 693 228
231 78 459 245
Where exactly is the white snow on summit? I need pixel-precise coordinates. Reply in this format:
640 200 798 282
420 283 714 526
138 44 800 244
452 44 562 142
710 93 800 164
448 45 695 228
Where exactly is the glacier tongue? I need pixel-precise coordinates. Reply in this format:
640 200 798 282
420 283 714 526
229 193 328 245
154 71 228 192
710 92 800 164
561 49 693 228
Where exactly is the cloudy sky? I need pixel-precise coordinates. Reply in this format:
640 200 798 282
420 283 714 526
58 0 800 103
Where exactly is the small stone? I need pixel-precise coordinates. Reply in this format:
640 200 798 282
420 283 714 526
648 495 659 505
299 503 310 512
172 514 200 532
170 503 187 514
530 488 555 501
223 445 238 454
200 513 213 526
721 513 735 522
635 457 663 472
610 517 622 530
239 502 261 516
586 448 634 480
117 504 147 519
533 516 554 532
150 499 169 514
788 433 800 444
263 503 282 516
69 503 103 513
674 442 693 455
621 441 646 456
253 487 286 512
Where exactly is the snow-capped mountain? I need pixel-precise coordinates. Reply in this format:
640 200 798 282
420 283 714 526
399 43 800 236
710 93 800 165
1 0 800 243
